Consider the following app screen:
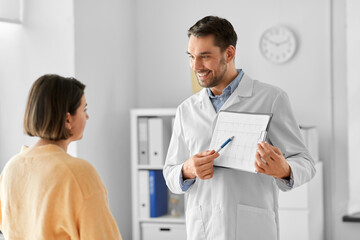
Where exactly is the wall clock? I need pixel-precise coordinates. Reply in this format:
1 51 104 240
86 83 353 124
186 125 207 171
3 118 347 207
259 26 297 64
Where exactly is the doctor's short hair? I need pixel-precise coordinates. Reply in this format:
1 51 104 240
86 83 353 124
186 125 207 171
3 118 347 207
188 16 238 52
24 74 86 141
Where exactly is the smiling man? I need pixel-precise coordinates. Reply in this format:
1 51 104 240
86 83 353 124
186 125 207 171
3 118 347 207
163 16 316 240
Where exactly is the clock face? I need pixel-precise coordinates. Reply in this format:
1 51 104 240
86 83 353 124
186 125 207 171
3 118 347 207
260 26 297 64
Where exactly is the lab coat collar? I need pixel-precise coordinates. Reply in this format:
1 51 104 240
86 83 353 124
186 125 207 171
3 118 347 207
197 73 254 112
235 74 253 98
198 88 217 114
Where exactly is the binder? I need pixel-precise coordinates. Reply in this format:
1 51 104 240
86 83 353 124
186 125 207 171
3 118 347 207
138 117 149 164
138 170 150 218
149 170 168 218
148 117 171 165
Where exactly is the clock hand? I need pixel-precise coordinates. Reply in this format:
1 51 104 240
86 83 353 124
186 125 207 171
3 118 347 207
266 39 278 46
265 39 289 46
276 39 291 46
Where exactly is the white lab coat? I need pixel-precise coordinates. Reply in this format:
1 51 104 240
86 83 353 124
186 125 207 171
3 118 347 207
163 74 316 240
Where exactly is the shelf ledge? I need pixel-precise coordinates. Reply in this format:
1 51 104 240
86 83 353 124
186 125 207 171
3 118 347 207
343 212 360 222
139 214 186 224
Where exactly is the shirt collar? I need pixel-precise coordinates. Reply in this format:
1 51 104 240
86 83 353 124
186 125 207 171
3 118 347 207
206 69 244 98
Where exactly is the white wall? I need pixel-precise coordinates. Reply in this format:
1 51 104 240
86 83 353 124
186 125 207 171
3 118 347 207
0 0 135 238
346 0 360 215
331 1 360 239
0 0 74 167
74 0 135 239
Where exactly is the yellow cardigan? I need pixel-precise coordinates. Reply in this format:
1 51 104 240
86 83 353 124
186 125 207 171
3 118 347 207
0 144 122 240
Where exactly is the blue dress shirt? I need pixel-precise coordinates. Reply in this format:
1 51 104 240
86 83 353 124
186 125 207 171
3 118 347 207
206 69 244 113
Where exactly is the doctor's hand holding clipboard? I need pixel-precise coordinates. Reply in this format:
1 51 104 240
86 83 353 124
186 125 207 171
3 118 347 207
255 141 292 179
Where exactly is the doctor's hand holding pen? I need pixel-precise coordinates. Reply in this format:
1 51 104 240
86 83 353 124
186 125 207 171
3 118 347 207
182 150 220 180
181 136 233 180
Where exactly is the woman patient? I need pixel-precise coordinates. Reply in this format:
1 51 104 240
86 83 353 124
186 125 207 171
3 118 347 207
0 74 122 240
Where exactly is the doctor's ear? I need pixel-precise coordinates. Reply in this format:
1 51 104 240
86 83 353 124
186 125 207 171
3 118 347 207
225 45 236 63
65 112 72 130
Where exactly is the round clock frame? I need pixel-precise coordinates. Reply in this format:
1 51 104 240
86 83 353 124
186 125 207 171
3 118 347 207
259 26 297 64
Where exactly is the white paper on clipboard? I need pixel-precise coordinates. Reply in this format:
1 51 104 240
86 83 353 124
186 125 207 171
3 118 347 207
209 110 272 172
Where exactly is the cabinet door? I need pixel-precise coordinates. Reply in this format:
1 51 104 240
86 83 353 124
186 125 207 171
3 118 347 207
279 210 309 240
278 183 309 209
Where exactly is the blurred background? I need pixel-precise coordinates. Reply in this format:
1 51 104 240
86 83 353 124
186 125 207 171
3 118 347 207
0 0 359 239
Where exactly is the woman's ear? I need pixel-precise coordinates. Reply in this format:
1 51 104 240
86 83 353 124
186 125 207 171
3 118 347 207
65 112 72 130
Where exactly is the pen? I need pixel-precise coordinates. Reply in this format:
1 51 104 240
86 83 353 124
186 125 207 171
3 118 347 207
215 136 235 153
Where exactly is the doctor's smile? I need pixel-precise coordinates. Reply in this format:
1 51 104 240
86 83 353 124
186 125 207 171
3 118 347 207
197 71 210 78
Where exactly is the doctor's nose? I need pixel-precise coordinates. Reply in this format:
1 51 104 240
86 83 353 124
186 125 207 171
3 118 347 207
192 57 204 71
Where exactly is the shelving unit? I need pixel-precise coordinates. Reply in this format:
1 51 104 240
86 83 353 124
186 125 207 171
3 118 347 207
131 108 186 240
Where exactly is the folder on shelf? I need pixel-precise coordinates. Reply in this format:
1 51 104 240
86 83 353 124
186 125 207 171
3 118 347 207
138 170 150 218
149 170 168 218
138 117 149 165
148 117 171 166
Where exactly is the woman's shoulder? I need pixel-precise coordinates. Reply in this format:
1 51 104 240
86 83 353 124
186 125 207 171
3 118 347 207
62 155 107 199
2 145 106 199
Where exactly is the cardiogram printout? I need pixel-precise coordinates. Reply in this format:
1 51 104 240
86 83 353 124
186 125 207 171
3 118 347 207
210 111 272 172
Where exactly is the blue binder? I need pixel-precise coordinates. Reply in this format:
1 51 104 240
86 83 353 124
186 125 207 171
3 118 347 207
149 170 168 217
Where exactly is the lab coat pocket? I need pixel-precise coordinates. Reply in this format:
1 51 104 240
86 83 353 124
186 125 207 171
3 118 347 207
236 204 277 240
185 206 207 240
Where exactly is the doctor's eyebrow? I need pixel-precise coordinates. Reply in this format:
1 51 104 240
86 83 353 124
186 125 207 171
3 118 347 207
186 51 213 56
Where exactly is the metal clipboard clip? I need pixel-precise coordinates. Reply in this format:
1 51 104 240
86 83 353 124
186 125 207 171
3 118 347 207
257 130 268 143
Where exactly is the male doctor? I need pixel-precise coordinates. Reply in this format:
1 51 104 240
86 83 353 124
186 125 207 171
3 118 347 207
163 16 316 240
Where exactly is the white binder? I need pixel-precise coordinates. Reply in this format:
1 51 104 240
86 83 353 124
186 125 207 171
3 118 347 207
138 170 150 218
138 117 149 165
148 117 171 166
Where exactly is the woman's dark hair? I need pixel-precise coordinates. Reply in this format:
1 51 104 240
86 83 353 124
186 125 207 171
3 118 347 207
188 16 238 52
24 74 86 140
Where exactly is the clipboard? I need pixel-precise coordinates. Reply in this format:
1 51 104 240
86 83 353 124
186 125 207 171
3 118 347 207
209 110 273 172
